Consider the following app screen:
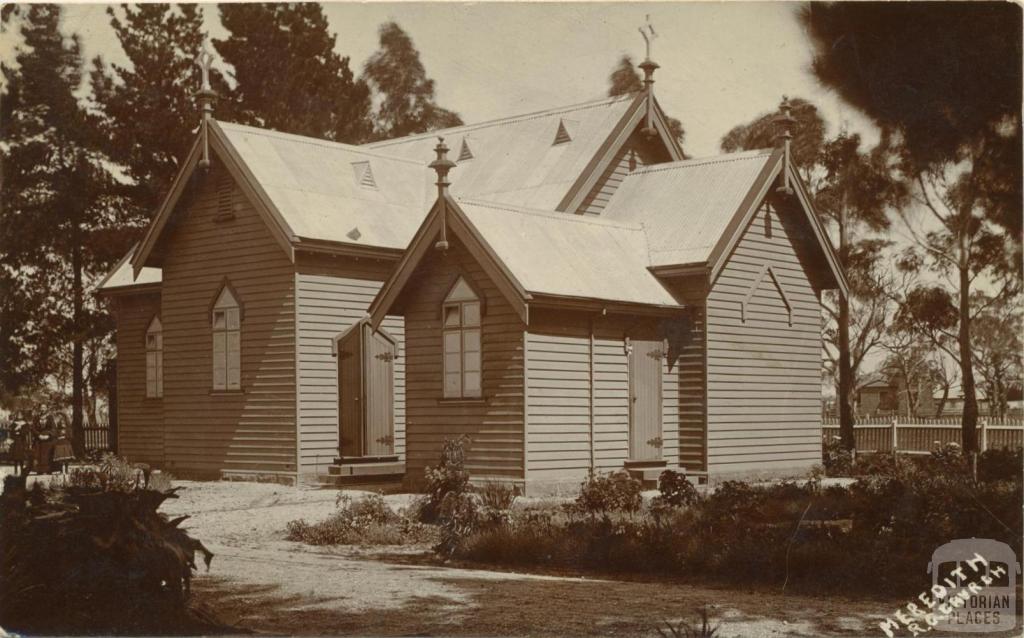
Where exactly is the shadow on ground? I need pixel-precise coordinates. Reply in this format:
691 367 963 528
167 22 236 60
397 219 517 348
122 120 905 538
194 569 909 637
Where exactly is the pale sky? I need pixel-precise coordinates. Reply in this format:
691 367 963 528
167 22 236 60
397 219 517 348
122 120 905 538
4 1 880 158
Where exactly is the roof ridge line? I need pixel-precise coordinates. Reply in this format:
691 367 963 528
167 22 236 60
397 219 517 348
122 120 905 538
216 120 427 166
365 93 636 149
630 149 773 175
458 197 644 231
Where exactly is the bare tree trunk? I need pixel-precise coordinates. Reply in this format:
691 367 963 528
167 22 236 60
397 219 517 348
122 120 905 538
836 207 855 450
71 229 85 456
958 262 978 452
935 386 949 417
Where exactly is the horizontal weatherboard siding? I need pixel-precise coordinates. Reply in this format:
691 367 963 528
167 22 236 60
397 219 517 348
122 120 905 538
159 163 297 478
114 292 164 467
295 253 405 478
399 236 526 482
705 200 823 474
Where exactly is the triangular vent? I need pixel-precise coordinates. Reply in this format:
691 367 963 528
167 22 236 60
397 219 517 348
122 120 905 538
458 138 474 161
553 119 573 145
351 161 377 189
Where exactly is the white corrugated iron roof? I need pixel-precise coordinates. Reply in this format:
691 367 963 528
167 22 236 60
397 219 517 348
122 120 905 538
601 149 774 268
367 95 636 210
218 122 433 250
458 199 680 307
97 247 162 291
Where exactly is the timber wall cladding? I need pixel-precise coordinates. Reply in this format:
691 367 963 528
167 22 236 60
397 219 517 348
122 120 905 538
525 311 699 481
401 236 525 481
159 164 297 477
706 200 823 472
115 292 165 466
578 130 664 217
295 253 406 475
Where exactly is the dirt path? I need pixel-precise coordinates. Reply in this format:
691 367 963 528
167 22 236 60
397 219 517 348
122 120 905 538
159 480 966 637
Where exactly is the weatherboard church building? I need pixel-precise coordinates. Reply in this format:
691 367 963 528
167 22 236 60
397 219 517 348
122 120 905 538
98 49 846 493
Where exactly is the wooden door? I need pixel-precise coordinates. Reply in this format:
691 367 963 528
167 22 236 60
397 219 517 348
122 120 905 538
363 325 396 457
337 325 362 457
628 339 664 461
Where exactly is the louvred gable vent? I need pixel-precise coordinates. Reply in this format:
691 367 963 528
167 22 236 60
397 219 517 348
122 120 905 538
458 138 473 161
553 119 572 145
351 161 377 189
215 172 235 221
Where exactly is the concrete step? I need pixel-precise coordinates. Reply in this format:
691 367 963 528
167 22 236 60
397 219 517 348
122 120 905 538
326 461 405 477
316 473 404 492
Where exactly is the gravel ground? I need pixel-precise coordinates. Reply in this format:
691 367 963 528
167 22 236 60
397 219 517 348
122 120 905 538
159 479 903 637
6 469 1016 637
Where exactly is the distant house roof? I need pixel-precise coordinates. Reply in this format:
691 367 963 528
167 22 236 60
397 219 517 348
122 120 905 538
457 199 679 307
364 94 639 210
602 149 775 267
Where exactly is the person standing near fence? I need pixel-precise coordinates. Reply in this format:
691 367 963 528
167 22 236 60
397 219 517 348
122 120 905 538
52 414 74 473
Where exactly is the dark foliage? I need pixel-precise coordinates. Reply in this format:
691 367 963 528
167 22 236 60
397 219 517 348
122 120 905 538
568 470 643 520
1 5 128 433
416 435 472 524
0 471 223 634
653 469 699 509
216 3 372 143
456 452 1023 597
92 4 228 217
801 2 1021 169
362 21 462 140
801 2 1022 264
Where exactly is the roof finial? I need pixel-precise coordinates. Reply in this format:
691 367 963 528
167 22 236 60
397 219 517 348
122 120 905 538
638 16 659 137
774 95 796 195
429 137 456 251
195 40 217 171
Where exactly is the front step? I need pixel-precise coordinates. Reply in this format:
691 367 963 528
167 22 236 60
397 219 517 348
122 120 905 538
625 464 669 488
625 464 708 489
327 460 404 477
319 459 405 490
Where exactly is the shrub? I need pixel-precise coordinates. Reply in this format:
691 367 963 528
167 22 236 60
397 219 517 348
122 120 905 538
822 434 854 476
476 480 517 511
286 493 435 546
67 453 147 492
436 491 480 557
418 435 471 523
978 446 1023 483
0 474 219 635
148 470 174 493
450 469 1022 598
657 606 720 638
569 470 643 519
652 469 698 508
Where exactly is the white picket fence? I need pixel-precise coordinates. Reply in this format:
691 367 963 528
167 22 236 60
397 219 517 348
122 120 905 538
822 416 1024 454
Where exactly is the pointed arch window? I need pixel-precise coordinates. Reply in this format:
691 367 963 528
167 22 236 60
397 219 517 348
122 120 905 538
145 316 163 398
442 276 482 399
212 285 241 391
